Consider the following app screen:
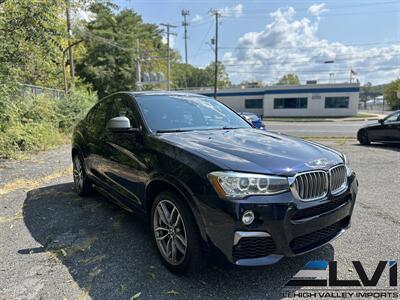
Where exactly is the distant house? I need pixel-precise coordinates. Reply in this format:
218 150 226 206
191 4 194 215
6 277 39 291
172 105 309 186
184 83 360 117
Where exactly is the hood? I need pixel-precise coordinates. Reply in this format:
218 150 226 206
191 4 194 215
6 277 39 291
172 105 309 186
360 120 381 128
157 129 344 176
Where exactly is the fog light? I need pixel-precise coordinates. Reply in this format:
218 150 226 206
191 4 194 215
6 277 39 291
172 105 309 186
242 210 255 225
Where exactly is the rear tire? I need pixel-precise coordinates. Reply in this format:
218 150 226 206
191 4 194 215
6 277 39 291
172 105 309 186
358 130 370 145
151 191 204 274
73 154 94 196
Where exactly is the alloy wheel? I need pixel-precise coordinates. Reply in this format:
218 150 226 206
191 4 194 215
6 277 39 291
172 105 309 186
73 156 84 192
153 200 188 265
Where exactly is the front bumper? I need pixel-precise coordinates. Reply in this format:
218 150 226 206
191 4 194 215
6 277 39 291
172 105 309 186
201 173 358 266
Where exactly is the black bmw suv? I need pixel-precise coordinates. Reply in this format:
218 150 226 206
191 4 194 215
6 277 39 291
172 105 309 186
72 92 358 273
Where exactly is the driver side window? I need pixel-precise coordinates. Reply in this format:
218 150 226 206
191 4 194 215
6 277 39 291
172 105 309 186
110 96 138 128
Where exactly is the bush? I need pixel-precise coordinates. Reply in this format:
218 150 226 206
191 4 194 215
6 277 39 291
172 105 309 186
57 87 97 132
0 85 97 159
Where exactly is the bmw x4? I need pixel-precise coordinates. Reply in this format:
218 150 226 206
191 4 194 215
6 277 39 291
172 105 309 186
72 92 358 273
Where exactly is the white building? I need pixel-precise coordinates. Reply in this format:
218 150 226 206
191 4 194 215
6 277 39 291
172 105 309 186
187 83 360 117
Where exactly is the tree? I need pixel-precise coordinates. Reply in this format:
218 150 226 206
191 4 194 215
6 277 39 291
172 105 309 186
383 79 400 109
0 0 67 87
204 61 231 88
276 73 300 85
171 62 230 90
75 4 170 97
171 63 209 89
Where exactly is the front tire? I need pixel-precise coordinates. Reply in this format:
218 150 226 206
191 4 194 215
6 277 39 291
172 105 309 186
151 191 203 274
73 154 94 196
358 130 370 145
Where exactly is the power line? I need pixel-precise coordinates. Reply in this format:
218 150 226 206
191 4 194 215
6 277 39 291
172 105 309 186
160 23 177 91
222 9 400 19
192 19 214 62
219 40 400 50
221 54 400 67
226 66 400 74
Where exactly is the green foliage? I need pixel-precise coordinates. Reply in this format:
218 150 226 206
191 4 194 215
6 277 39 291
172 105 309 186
383 79 400 109
276 73 300 85
57 87 98 131
0 0 66 88
76 4 167 97
172 62 231 89
360 82 386 102
0 84 96 159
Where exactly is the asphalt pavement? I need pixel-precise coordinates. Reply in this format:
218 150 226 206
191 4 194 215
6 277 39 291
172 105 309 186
0 141 399 300
265 120 367 138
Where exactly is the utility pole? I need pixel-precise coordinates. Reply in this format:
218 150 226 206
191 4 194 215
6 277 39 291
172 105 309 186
211 10 221 99
160 23 177 91
136 38 142 91
65 0 75 80
181 10 190 65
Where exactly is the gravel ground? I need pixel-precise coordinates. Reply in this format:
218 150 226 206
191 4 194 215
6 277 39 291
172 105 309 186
0 141 399 300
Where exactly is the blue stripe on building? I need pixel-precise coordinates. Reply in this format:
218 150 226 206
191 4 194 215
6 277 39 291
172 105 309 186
199 87 359 97
200 91 264 97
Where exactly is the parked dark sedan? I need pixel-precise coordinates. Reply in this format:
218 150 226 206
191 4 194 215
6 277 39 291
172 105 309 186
72 92 358 274
357 110 400 145
238 112 266 130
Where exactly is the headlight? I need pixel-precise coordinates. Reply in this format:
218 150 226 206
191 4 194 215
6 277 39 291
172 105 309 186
208 171 289 199
343 154 352 177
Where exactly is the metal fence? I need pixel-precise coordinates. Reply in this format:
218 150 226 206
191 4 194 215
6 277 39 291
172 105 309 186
20 84 65 100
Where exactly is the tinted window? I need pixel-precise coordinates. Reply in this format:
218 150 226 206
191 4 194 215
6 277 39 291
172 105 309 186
90 100 112 136
325 97 349 108
110 97 137 127
135 94 251 132
384 112 400 123
85 106 97 123
245 99 263 109
274 98 307 109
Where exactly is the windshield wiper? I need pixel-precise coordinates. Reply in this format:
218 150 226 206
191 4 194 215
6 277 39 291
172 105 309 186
156 129 191 133
219 127 241 130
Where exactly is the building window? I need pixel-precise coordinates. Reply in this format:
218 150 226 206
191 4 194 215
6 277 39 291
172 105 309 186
325 97 349 108
245 99 263 109
273 97 308 109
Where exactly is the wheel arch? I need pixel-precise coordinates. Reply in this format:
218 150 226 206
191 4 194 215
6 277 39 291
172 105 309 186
145 178 209 250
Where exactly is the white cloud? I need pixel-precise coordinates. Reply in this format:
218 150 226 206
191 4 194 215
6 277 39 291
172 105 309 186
192 14 203 23
162 35 175 48
308 3 329 16
72 9 96 23
219 4 243 18
222 6 400 85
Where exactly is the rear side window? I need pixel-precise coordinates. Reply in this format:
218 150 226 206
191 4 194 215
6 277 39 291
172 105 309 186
92 101 109 128
85 106 97 123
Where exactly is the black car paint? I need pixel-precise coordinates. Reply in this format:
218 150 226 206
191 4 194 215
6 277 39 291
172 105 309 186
357 110 400 143
72 92 357 266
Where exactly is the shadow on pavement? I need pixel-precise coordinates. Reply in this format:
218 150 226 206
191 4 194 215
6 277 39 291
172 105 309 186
22 182 334 300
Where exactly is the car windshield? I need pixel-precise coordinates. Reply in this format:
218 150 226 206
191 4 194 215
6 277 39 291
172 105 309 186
135 94 252 133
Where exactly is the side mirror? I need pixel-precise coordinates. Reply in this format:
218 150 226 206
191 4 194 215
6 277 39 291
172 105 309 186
107 116 137 132
378 119 384 124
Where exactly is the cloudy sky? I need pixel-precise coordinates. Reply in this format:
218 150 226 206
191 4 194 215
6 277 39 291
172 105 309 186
116 0 400 85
